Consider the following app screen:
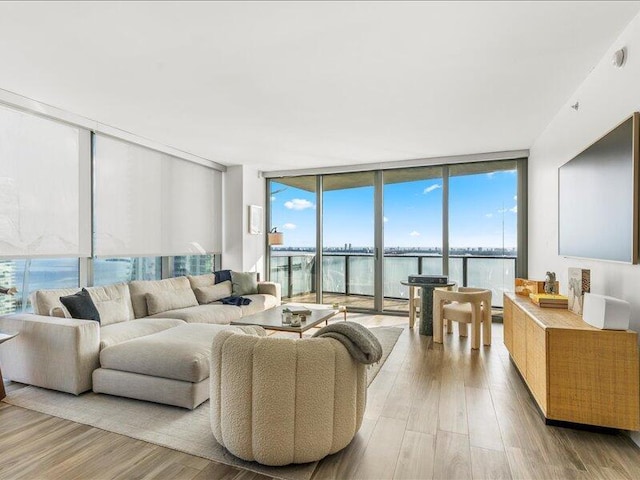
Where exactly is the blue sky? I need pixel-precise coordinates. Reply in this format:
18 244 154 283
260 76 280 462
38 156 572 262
270 170 517 249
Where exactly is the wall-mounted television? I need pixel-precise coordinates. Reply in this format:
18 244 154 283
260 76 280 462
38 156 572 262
558 113 639 264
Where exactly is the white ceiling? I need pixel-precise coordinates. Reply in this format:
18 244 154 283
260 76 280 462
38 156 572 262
0 1 638 171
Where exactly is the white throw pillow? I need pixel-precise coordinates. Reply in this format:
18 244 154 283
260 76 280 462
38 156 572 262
146 288 199 315
194 281 232 304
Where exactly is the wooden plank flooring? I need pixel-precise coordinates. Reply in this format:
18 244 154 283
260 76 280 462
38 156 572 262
1 314 639 479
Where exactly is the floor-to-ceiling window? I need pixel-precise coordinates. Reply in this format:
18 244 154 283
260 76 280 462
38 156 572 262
268 176 317 301
266 158 525 312
448 161 518 307
383 166 443 311
322 172 376 309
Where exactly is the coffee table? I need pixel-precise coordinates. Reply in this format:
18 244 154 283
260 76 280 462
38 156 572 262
232 304 339 338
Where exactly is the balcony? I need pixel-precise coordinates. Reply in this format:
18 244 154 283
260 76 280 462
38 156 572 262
270 253 516 311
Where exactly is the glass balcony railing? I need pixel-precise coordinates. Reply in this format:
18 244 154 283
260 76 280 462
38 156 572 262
270 253 516 308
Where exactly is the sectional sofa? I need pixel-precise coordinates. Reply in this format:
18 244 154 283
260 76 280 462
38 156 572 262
0 274 281 408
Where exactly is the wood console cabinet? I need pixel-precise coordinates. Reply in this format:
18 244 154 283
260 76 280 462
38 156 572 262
503 293 639 430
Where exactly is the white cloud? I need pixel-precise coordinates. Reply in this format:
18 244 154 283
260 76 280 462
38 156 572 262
270 196 276 202
485 213 493 218
284 198 315 210
514 195 517 201
510 205 517 213
486 172 495 179
409 231 421 237
383 216 389 223
423 184 442 194
282 223 297 230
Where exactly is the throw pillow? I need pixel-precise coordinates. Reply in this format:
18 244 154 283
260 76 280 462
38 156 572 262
59 288 101 323
94 297 132 326
214 269 232 284
231 271 259 296
187 273 216 289
145 288 198 316
194 281 232 304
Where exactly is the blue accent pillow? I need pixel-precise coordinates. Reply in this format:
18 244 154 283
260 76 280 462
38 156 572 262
214 269 232 284
60 288 101 323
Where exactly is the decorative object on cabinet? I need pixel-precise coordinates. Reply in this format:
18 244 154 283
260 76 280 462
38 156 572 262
567 268 590 315
544 271 558 294
529 293 568 309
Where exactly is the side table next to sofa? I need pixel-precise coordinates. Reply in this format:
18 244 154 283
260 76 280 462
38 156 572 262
0 331 18 400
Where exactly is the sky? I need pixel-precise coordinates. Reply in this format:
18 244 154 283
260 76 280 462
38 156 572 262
270 169 517 250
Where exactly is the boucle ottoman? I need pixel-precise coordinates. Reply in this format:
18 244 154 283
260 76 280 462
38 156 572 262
93 323 263 409
210 330 367 466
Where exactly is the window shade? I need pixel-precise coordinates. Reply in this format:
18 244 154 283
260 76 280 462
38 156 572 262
0 105 91 258
94 135 221 256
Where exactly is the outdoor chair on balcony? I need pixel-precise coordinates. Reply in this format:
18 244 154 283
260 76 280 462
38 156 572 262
433 287 492 349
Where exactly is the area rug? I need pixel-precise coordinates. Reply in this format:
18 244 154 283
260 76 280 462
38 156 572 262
366 326 402 385
2 326 402 480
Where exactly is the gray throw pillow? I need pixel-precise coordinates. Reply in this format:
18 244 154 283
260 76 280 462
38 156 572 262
231 271 259 296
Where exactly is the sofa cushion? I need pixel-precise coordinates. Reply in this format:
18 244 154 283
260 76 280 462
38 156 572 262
32 287 80 317
129 277 192 318
231 271 259 296
146 304 242 324
194 281 232 305
187 273 216 289
239 294 280 317
86 283 135 326
146 288 198 316
99 323 243 383
60 289 101 323
99 317 186 350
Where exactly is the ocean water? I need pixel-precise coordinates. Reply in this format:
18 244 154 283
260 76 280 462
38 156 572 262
270 251 514 307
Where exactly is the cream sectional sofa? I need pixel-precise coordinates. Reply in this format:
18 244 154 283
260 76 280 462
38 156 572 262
0 274 280 408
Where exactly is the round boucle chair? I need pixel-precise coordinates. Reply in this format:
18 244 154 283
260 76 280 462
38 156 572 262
210 330 367 466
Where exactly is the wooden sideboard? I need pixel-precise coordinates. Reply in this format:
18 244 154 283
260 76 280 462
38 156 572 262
503 293 639 430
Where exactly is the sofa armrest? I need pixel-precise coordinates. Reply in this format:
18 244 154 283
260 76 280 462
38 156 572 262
258 282 281 304
0 314 100 395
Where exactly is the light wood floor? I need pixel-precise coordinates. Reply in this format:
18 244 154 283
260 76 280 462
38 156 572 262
1 314 639 479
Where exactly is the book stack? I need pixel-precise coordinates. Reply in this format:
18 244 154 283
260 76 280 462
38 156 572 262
529 293 569 309
284 306 313 315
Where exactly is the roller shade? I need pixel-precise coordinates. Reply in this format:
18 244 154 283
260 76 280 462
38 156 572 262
93 134 221 257
0 104 91 258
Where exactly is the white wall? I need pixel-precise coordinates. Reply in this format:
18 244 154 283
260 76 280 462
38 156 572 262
528 12 640 441
222 165 266 278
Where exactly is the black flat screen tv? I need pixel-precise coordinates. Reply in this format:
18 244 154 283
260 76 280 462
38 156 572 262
558 113 639 264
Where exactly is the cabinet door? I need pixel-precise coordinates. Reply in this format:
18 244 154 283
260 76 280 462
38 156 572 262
526 318 547 413
512 306 527 373
503 295 513 353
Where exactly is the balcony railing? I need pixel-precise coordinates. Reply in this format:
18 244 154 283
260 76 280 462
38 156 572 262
270 253 516 308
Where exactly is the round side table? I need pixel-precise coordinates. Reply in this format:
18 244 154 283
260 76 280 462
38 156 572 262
400 281 456 336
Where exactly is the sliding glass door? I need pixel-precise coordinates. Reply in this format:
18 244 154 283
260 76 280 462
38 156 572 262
383 166 443 311
322 172 375 309
448 161 518 307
